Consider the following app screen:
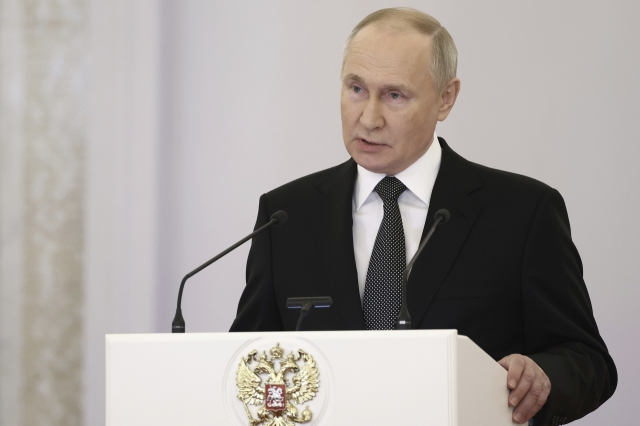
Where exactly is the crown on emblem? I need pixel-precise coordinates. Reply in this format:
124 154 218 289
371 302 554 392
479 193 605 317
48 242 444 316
269 343 284 359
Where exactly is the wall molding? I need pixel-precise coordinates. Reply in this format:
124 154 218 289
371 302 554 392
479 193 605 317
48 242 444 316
84 0 161 424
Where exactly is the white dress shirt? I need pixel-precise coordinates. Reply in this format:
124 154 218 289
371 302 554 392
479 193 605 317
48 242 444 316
352 132 442 301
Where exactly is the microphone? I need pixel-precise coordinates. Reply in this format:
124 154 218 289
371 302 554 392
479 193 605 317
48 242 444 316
171 210 288 333
396 209 450 330
286 296 333 331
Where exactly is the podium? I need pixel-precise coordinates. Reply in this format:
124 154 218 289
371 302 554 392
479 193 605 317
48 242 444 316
106 330 512 425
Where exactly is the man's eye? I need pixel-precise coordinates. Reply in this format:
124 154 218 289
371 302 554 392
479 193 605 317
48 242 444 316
390 92 401 100
352 86 362 93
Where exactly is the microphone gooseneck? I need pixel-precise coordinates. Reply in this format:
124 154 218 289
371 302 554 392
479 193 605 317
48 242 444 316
171 210 288 333
396 208 450 330
286 296 333 331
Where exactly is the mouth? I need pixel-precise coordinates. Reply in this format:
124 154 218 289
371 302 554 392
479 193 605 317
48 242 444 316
355 137 386 153
358 137 382 145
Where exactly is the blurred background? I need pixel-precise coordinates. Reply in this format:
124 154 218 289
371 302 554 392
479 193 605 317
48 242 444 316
1 0 638 425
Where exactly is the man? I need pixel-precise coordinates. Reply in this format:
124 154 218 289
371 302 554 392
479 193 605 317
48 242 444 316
230 8 616 425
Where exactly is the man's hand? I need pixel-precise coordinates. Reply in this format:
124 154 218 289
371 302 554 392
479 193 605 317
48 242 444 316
498 354 551 424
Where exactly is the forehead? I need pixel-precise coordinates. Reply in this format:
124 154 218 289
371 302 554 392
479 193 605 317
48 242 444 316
343 24 432 86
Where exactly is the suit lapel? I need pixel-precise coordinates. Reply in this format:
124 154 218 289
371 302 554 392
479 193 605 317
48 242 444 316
306 139 482 330
407 139 483 327
309 160 366 330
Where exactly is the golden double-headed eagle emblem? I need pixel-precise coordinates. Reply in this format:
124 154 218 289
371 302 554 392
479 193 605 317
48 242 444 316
236 343 320 426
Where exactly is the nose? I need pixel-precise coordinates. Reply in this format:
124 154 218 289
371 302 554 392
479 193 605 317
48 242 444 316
359 97 384 130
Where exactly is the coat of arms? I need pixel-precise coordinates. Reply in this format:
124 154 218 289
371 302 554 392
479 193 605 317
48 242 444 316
236 343 320 426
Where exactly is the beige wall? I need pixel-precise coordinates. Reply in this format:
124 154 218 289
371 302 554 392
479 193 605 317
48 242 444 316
1 0 86 424
0 0 160 425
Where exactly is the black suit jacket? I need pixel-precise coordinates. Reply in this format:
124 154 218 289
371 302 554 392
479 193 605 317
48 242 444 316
230 138 616 425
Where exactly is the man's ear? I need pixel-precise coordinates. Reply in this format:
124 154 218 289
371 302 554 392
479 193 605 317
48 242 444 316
437 78 461 121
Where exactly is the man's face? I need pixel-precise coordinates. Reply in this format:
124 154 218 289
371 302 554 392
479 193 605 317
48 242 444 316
341 24 457 175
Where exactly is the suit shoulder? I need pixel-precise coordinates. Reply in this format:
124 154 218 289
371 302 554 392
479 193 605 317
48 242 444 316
469 160 559 198
442 144 571 222
264 159 354 200
440 139 560 200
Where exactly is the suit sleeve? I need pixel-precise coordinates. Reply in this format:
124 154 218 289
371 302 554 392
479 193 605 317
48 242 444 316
522 188 617 425
229 194 285 331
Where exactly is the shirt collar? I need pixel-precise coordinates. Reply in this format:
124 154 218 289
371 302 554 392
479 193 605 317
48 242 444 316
354 131 442 211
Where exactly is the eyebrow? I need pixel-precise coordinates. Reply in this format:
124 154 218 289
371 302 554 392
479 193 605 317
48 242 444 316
343 73 412 93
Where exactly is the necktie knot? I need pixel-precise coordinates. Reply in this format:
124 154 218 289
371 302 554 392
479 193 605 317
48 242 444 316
374 176 407 203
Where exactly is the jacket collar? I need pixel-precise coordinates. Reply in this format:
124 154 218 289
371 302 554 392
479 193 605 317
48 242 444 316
310 137 483 330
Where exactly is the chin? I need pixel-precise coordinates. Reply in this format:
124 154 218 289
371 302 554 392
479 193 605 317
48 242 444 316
353 156 388 174
347 143 390 174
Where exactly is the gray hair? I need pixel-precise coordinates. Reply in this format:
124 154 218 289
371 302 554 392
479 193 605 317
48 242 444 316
343 8 458 93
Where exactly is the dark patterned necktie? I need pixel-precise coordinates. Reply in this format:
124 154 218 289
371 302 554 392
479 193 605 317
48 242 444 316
363 176 407 330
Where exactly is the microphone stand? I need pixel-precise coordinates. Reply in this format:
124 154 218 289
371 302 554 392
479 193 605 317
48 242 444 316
396 209 450 330
172 211 287 333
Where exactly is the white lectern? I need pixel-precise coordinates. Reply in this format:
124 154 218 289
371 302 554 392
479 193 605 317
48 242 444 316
106 330 512 425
